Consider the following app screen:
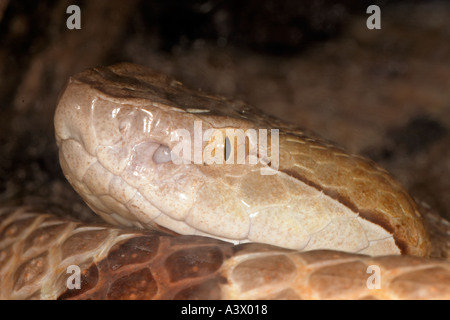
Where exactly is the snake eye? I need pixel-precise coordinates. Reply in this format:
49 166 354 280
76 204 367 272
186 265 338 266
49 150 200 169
224 136 231 161
153 145 172 163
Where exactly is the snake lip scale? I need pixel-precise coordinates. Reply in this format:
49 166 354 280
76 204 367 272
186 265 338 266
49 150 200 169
0 63 449 300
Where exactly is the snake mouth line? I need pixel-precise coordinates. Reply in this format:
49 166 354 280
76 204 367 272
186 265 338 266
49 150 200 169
280 168 407 254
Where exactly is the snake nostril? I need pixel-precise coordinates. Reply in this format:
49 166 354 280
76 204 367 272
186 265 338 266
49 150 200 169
152 145 173 163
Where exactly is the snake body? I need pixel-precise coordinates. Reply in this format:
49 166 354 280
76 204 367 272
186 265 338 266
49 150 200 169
0 63 449 299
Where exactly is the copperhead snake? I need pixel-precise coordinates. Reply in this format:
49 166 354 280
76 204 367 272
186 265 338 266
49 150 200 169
0 63 449 299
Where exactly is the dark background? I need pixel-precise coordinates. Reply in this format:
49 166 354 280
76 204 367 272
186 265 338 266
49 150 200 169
0 0 449 222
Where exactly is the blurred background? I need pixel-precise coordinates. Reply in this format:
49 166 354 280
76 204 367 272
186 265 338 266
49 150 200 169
0 0 449 222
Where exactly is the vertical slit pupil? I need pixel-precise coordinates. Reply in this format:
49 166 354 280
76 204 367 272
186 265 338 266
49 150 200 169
225 136 231 161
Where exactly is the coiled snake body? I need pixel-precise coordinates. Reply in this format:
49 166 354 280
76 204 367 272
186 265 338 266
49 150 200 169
0 63 449 299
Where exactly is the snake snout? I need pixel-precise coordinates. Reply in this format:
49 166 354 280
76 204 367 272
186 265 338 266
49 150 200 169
54 72 209 232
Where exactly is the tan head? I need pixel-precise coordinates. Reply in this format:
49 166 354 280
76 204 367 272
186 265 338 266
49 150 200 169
55 63 431 256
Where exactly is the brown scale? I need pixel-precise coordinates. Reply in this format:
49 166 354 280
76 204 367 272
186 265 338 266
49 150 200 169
0 207 449 299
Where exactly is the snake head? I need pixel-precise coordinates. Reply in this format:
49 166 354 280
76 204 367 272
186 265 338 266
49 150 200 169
54 63 264 239
55 63 431 257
